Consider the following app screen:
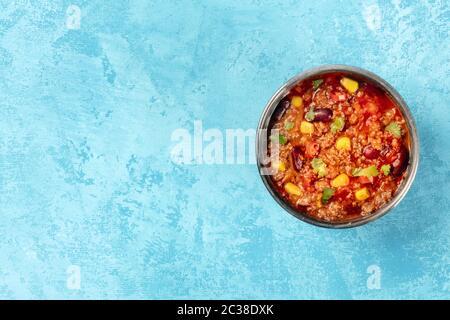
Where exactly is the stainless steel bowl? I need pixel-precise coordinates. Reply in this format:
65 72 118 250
256 65 419 228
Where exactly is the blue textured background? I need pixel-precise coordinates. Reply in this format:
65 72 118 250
0 0 449 299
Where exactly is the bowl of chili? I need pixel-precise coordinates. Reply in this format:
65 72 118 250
256 65 419 228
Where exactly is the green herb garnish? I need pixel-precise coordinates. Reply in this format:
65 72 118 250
385 122 402 138
352 165 379 177
381 164 391 176
284 121 294 130
271 134 287 145
279 134 287 145
330 116 345 133
313 79 324 90
321 187 335 204
305 107 315 122
311 158 327 177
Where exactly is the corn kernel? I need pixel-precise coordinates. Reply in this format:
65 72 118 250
331 173 350 188
355 187 370 201
316 195 323 208
285 182 301 196
300 121 314 134
272 161 286 172
340 77 359 93
291 96 303 108
335 136 351 151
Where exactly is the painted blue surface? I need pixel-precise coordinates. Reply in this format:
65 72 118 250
0 0 449 299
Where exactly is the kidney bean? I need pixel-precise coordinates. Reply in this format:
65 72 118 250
391 145 409 176
363 145 380 159
312 108 333 122
291 146 303 171
274 98 290 120
344 204 362 216
380 145 391 158
380 145 398 163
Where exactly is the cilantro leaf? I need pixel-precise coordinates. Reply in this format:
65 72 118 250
311 158 327 177
284 121 294 130
352 165 379 177
271 134 287 145
305 107 315 122
330 116 345 133
278 134 287 145
321 187 335 204
313 79 324 90
385 122 402 138
381 164 391 176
